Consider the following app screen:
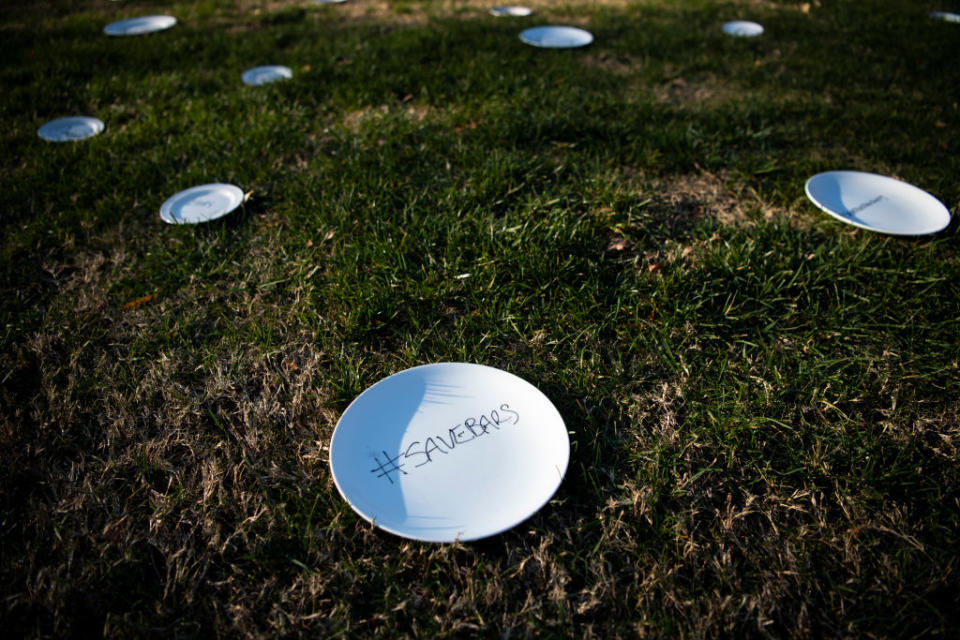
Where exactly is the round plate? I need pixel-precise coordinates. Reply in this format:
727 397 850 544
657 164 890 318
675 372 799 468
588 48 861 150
490 6 532 17
242 65 293 86
330 363 569 542
930 11 960 23
159 183 244 224
103 15 177 36
519 25 594 48
37 116 104 142
722 20 764 37
805 171 951 236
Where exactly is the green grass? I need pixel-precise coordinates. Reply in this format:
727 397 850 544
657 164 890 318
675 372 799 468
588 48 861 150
2 0 959 636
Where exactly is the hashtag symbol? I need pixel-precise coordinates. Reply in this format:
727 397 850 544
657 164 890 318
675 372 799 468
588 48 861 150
370 450 406 485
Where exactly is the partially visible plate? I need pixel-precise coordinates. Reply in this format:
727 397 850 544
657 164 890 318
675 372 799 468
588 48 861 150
37 116 104 142
329 363 570 542
242 65 293 86
723 20 764 37
519 25 593 48
103 15 177 36
490 6 533 17
805 171 951 236
930 11 960 23
160 183 244 224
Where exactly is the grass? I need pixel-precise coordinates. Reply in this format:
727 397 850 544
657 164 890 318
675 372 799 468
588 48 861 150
1 0 959 636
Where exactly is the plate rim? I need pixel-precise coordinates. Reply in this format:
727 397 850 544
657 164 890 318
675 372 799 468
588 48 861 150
159 183 244 224
804 170 951 236
329 361 570 542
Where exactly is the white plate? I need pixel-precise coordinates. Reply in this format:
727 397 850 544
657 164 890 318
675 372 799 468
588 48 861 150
722 20 764 37
330 363 569 542
37 116 104 142
930 11 960 23
242 65 293 86
520 25 594 48
103 15 177 36
159 183 244 224
490 6 532 17
805 171 951 236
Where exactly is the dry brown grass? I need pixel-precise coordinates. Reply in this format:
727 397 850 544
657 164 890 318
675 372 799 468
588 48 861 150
656 169 794 227
580 52 640 76
341 102 432 132
653 74 729 108
240 0 627 26
4 218 959 636
1 230 341 636
600 166 813 270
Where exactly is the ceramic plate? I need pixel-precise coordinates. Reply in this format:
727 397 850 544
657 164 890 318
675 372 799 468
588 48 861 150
490 6 533 17
519 25 593 48
242 65 293 86
103 15 177 36
160 183 244 224
805 171 951 235
330 363 569 542
37 116 104 142
723 20 764 37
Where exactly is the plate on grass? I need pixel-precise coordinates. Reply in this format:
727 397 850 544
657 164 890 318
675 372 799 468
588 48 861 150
519 25 593 48
490 6 532 17
37 116 104 142
722 20 763 37
329 363 569 542
805 171 951 235
160 183 244 224
103 15 177 36
242 65 293 86
930 11 960 23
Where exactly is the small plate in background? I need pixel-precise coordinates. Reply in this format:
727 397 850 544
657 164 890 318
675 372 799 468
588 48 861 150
490 6 533 17
242 65 293 86
723 20 764 37
103 15 177 36
519 25 593 48
37 116 104 142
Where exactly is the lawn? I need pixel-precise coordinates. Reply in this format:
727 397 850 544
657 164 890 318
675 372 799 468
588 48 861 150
1 0 959 636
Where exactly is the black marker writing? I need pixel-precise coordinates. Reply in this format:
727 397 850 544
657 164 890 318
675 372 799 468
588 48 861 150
846 195 884 216
370 450 407 485
369 403 521 483
499 403 520 424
